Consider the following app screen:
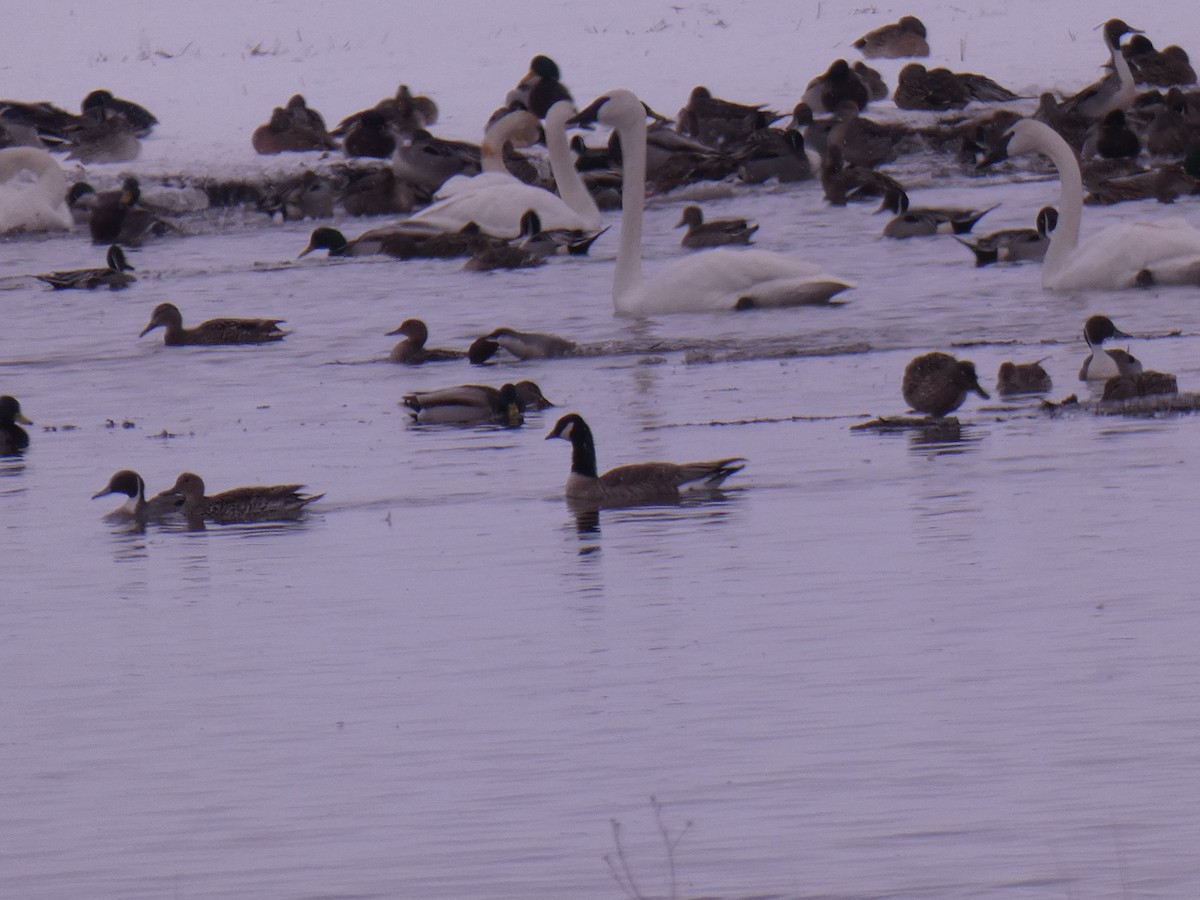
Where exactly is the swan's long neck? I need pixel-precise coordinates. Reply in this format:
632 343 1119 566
613 104 648 310
545 101 601 228
480 110 537 174
1031 124 1083 284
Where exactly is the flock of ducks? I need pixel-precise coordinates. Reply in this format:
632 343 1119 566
6 14 1200 522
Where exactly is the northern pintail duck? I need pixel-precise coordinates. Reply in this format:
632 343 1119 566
262 170 335 221
996 360 1053 395
35 244 136 290
880 187 998 238
902 352 990 417
402 382 540 426
0 395 32 455
853 16 929 59
92 469 183 525
1061 19 1143 121
139 302 287 346
386 319 465 364
165 472 322 528
802 59 870 114
546 413 745 508
251 105 338 154
514 210 606 258
1101 370 1178 401
298 223 481 260
676 204 758 248
956 206 1058 266
1124 36 1197 88
1080 315 1142 381
676 85 781 148
81 89 157 137
472 327 576 361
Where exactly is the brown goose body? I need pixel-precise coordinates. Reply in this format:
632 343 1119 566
546 413 745 508
902 352 990 417
166 472 322 527
139 302 287 346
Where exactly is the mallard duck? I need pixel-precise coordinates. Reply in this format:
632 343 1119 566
139 302 287 346
1102 370 1178 401
676 204 758 248
35 244 136 290
0 395 31 455
505 55 574 119
251 106 338 154
881 187 998 238
402 382 528 426
1083 109 1141 159
853 16 930 59
165 472 322 527
1125 37 1197 88
298 223 481 260
1080 315 1142 381
996 360 1053 395
386 319 465 364
902 352 990 417
80 89 157 136
91 469 183 525
86 177 173 245
404 380 552 420
545 413 745 507
473 327 576 361
675 85 780 148
956 206 1058 266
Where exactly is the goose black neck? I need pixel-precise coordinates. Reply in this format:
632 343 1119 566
570 419 599 479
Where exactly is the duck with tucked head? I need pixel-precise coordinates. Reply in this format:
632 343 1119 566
386 319 465 364
471 327 576 362
165 472 322 529
35 244 136 290
0 395 32 455
854 15 930 59
902 352 990 418
139 302 288 346
996 360 1053 396
546 413 745 508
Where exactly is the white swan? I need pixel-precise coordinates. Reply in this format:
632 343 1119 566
405 103 601 238
0 147 71 234
1006 118 1200 290
574 89 852 315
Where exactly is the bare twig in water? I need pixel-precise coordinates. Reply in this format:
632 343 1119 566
604 819 645 900
604 797 693 900
653 795 692 899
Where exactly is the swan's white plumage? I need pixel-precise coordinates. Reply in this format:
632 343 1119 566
405 103 600 239
0 147 72 234
1007 118 1200 290
594 89 852 315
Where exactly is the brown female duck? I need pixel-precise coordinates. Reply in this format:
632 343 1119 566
902 352 990 417
139 302 287 346
386 319 465 364
676 205 758 248
165 472 322 527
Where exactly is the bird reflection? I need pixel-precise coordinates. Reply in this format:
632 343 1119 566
907 419 985 455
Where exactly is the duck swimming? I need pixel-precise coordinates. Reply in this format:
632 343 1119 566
35 244 136 290
1079 315 1142 381
401 382 534 426
545 413 745 508
676 204 759 248
902 352 990 417
0 395 32 455
91 469 183 525
956 207 1057 266
386 319 465 364
165 472 323 528
139 302 288 346
880 187 997 238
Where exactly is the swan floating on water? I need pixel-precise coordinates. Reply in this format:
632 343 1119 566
1006 118 1200 290
571 89 853 315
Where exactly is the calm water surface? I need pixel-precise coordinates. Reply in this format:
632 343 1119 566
3 168 1200 898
